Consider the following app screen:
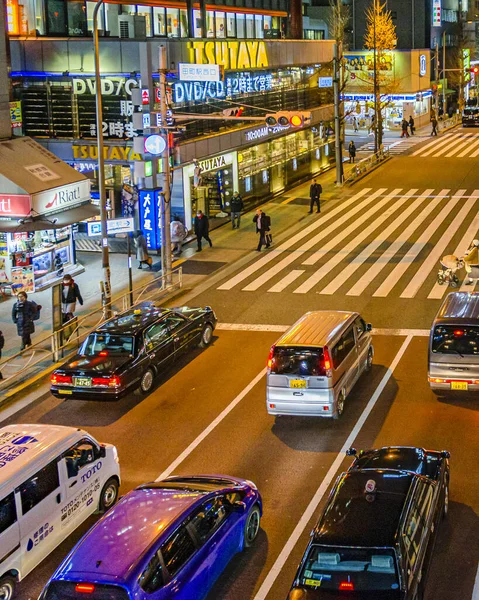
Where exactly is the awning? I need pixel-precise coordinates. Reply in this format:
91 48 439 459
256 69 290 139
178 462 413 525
0 203 100 233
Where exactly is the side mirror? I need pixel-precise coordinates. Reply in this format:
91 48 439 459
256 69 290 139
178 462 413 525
441 450 451 459
98 445 107 459
366 323 372 332
231 501 247 513
346 447 357 456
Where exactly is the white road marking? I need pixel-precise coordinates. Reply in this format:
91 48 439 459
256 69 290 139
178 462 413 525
301 188 396 268
457 138 479 158
472 562 479 600
470 144 479 158
346 189 439 296
156 368 267 481
217 188 372 291
268 270 305 292
411 133 461 156
252 335 414 600
444 134 477 157
216 323 429 336
428 210 479 299
431 134 475 158
374 190 463 297
240 188 381 292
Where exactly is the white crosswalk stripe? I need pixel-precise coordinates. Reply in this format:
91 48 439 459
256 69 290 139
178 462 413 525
218 188 479 299
412 132 479 158
357 136 424 156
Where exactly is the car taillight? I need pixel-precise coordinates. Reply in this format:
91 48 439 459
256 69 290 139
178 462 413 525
339 581 354 591
75 583 95 593
267 345 276 369
92 375 121 387
320 346 333 377
50 373 72 385
108 375 121 387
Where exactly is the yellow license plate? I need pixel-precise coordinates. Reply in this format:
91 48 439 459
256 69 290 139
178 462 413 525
60 390 73 395
450 381 468 391
290 379 307 389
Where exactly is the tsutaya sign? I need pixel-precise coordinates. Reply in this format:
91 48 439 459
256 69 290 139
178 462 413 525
188 41 268 70
196 153 234 174
32 179 91 215
73 145 142 162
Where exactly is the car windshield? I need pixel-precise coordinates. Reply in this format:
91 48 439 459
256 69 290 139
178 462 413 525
271 347 326 376
80 334 134 356
299 546 399 592
432 326 479 355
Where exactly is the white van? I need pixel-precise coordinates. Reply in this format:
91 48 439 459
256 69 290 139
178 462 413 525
0 424 120 600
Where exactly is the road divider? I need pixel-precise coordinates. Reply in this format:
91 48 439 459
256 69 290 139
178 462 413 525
217 323 430 336
252 334 413 600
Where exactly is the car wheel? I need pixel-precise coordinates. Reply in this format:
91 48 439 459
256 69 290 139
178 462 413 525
198 324 214 348
333 391 346 420
442 480 449 519
0 576 16 600
244 505 261 548
99 477 119 512
139 368 155 395
365 347 373 372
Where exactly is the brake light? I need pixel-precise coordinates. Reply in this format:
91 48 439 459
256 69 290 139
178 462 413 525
75 583 95 593
108 375 121 387
99 350 108 356
339 582 354 591
454 330 464 336
92 375 121 387
50 373 72 385
323 346 332 370
267 345 276 369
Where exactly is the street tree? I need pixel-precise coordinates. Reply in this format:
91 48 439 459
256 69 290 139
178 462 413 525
364 0 397 152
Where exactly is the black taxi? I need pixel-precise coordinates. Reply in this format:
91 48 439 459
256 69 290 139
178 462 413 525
50 302 217 399
288 446 450 599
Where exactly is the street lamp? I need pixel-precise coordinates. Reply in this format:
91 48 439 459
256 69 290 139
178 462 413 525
93 0 111 315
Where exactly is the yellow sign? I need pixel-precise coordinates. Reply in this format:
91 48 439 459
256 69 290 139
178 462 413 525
73 145 141 162
188 41 268 70
9 101 22 129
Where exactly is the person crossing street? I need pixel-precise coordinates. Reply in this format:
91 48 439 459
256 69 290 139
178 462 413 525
253 209 271 251
308 179 322 214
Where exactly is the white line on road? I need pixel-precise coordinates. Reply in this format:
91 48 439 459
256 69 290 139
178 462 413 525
411 133 460 156
216 323 430 336
457 138 479 158
156 368 267 481
252 334 413 600
268 269 305 292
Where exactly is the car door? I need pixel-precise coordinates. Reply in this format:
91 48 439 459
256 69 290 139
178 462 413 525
163 314 192 356
0 492 20 575
333 327 359 396
353 316 369 374
143 320 175 373
188 494 243 591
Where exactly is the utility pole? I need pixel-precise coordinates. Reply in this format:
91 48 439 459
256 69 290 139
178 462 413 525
372 0 379 154
442 30 446 111
434 43 439 112
159 45 172 284
333 43 343 185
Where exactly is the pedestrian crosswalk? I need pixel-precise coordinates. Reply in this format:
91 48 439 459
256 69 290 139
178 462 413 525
357 136 425 156
411 132 479 158
217 187 479 299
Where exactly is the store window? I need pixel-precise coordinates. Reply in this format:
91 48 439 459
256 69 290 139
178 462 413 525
206 10 214 36
166 7 179 37
193 8 202 37
180 9 187 37
226 12 235 37
45 0 67 35
263 15 272 35
67 1 87 36
245 13 254 38
255 14 263 38
216 11 226 37
153 6 166 35
137 6 152 37
121 4 136 15
236 13 245 37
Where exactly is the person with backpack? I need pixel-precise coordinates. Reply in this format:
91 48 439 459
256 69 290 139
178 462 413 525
170 216 187 256
230 192 244 229
61 274 83 322
12 291 38 350
309 179 322 214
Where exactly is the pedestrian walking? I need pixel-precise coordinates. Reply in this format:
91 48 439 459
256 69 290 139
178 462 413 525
368 114 375 135
253 209 271 251
134 229 151 269
463 239 479 285
194 210 212 252
61 274 83 322
352 116 358 132
400 118 409 138
348 141 357 163
0 330 4 380
431 116 438 136
230 192 244 229
308 179 322 214
12 292 37 350
408 115 415 135
170 216 187 256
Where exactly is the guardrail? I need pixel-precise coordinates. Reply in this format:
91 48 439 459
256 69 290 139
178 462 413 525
343 147 391 185
438 113 461 131
0 267 183 399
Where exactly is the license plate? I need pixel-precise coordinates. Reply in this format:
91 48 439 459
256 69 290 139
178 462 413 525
450 381 468 391
74 377 92 387
60 390 73 395
290 379 307 389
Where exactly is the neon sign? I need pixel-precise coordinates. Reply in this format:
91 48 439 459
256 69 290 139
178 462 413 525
188 41 269 70
173 74 272 103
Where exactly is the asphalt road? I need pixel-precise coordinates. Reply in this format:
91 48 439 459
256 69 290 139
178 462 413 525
5 127 479 599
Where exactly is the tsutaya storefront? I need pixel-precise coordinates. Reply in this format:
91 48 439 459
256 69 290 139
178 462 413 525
0 137 96 292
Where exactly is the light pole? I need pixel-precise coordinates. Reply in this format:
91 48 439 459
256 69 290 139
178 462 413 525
372 0 379 154
93 0 111 315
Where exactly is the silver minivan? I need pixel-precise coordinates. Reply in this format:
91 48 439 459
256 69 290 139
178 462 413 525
266 310 373 418
429 291 479 393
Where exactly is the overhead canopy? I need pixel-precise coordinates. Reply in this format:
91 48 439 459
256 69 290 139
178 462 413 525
0 204 99 233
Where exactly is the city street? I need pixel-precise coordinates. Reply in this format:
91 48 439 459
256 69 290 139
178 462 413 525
4 128 479 599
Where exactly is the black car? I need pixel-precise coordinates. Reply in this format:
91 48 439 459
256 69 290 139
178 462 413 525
462 107 479 126
288 446 450 600
50 302 217 399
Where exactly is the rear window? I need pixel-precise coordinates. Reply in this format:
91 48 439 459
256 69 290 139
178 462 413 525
80 334 134 356
432 326 479 355
43 582 129 600
299 546 399 592
271 347 326 376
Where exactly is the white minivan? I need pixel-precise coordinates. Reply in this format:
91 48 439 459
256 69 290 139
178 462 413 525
0 424 120 600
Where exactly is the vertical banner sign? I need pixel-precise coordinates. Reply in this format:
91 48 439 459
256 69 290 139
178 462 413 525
463 49 471 83
432 0 441 26
155 190 163 249
139 190 159 250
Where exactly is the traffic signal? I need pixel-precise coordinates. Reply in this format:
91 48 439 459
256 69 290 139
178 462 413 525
264 112 312 128
470 66 479 74
222 106 245 117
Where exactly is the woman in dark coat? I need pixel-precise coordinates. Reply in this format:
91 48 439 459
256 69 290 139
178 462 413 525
61 274 83 322
12 291 37 350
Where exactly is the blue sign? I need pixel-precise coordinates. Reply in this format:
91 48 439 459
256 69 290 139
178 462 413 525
319 77 333 88
144 134 166 156
139 189 162 250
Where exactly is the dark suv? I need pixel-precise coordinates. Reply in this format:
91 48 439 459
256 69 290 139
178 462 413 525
288 446 450 599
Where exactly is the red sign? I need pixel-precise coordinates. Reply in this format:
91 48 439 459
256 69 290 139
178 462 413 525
0 194 31 217
142 89 150 105
155 88 161 103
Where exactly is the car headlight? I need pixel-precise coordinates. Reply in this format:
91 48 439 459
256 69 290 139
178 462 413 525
245 479 257 490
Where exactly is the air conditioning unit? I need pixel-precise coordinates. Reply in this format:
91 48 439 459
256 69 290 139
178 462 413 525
118 15 134 38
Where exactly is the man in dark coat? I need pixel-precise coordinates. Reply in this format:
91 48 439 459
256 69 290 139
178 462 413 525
12 291 37 350
309 179 322 214
230 192 244 230
194 210 212 252
253 208 271 251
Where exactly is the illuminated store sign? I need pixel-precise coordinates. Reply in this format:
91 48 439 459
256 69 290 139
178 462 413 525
432 0 441 25
188 41 269 70
173 74 272 103
139 190 162 250
244 124 289 143
419 55 427 77
179 63 220 82
73 145 142 162
72 77 139 96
